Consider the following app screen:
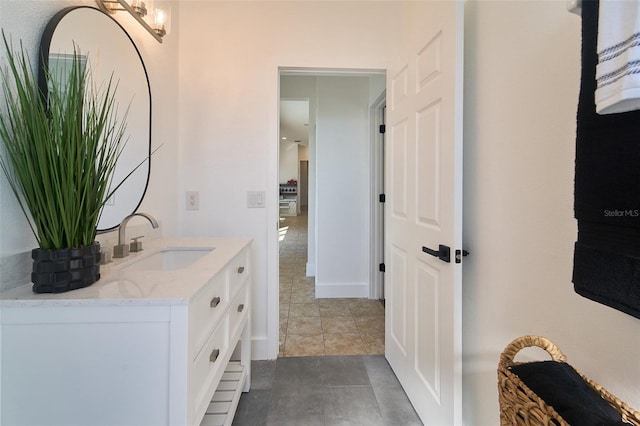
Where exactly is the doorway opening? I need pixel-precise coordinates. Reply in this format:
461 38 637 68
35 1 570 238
277 69 386 357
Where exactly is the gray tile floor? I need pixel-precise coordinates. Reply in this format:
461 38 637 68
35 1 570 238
232 355 422 426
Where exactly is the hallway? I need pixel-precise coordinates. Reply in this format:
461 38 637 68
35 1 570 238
279 211 385 357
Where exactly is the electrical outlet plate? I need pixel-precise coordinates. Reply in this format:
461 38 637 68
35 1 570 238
186 191 199 210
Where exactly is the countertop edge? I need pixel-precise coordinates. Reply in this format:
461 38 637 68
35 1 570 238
0 237 253 306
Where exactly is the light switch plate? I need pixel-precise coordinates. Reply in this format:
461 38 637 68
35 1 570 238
247 191 265 208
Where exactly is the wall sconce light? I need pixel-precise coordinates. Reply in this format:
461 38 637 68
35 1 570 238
96 0 170 43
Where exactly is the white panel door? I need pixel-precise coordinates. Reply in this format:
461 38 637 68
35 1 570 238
385 1 463 424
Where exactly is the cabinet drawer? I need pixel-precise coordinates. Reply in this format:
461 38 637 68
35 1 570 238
190 314 229 425
229 283 249 343
189 274 228 360
229 248 249 299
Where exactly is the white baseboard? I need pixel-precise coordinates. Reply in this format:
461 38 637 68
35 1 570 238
250 335 274 360
306 262 316 277
315 282 369 298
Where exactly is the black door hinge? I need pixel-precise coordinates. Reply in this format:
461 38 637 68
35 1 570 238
379 124 386 134
379 194 386 203
379 263 385 272
455 249 470 264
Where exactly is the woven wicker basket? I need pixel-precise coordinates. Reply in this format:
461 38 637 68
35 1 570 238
498 335 640 426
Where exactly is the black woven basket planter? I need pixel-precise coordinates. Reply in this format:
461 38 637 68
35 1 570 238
31 242 101 293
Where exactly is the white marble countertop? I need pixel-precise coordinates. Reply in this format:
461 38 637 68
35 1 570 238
0 237 252 307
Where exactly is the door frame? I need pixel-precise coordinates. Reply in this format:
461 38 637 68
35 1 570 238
370 91 386 300
274 68 387 354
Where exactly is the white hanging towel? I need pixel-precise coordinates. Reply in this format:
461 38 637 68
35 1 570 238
595 0 640 114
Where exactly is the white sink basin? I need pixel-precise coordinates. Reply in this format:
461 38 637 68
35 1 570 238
121 247 214 272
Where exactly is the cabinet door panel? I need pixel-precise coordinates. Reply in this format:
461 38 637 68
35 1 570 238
2 312 171 426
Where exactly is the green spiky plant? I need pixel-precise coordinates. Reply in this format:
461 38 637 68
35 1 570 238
0 32 129 250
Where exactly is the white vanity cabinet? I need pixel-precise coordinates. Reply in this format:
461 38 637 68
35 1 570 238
188 245 251 426
0 238 251 426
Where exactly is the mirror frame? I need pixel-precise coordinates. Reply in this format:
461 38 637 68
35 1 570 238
38 6 153 232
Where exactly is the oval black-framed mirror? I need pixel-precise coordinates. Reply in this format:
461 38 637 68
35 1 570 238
39 6 152 232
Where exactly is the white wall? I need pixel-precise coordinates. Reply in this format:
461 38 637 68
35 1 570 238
178 2 404 358
278 141 299 184
0 0 181 291
298 145 309 162
315 76 372 297
462 1 640 424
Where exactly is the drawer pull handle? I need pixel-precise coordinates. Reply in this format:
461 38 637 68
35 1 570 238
237 266 245 274
209 349 220 363
210 297 221 308
237 304 245 312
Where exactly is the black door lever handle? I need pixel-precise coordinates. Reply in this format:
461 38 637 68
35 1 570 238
422 244 451 263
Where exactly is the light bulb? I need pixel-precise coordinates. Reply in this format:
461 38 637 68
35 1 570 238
130 0 148 16
152 7 170 37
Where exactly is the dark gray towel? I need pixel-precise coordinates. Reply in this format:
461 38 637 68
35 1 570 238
573 0 640 319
